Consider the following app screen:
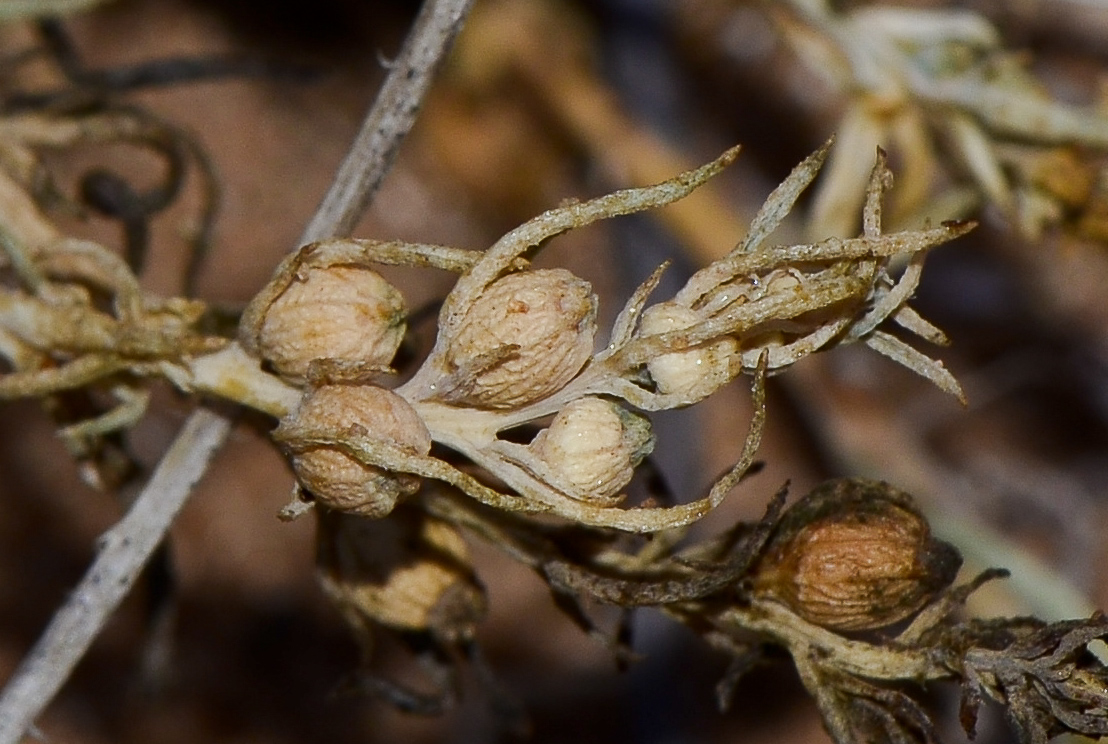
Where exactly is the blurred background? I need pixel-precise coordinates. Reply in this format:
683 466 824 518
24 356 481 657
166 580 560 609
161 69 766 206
0 0 1106 742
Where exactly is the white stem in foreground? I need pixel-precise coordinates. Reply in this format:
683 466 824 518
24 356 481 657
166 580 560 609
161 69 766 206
0 407 232 744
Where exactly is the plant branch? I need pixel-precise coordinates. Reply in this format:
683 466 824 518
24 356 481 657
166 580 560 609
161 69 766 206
298 0 475 245
0 1 474 740
0 406 232 744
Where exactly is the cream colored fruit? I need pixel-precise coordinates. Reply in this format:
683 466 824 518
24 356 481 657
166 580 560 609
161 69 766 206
640 302 737 403
280 384 431 517
531 397 654 505
442 269 597 408
256 265 406 381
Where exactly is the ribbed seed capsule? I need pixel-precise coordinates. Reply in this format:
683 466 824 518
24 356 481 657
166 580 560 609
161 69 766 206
750 478 962 632
441 269 597 408
278 384 431 518
252 263 406 382
530 397 654 505
640 302 738 404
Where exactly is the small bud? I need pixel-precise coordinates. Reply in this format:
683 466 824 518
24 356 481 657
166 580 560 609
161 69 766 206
640 302 738 403
317 507 485 641
530 397 654 505
279 384 431 517
254 264 406 382
442 269 597 408
750 478 961 632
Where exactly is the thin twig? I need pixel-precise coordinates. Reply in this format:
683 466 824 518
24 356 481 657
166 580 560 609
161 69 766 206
0 407 231 744
299 0 475 245
0 1 473 740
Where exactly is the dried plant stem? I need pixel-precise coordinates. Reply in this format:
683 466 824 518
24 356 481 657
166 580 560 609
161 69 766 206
0 1 474 740
0 406 231 744
299 0 475 245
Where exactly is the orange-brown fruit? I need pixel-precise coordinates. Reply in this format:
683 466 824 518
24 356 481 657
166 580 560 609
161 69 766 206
751 478 961 632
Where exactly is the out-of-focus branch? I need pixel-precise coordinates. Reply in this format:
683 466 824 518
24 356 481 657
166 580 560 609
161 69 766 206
299 0 475 245
0 0 111 20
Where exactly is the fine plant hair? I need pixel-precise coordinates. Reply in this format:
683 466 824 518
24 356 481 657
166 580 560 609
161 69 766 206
0 3 1107 744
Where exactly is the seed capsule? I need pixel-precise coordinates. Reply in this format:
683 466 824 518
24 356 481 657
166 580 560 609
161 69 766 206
750 478 961 632
279 384 431 518
640 302 738 404
530 397 654 505
317 507 485 643
441 269 597 408
249 262 406 383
